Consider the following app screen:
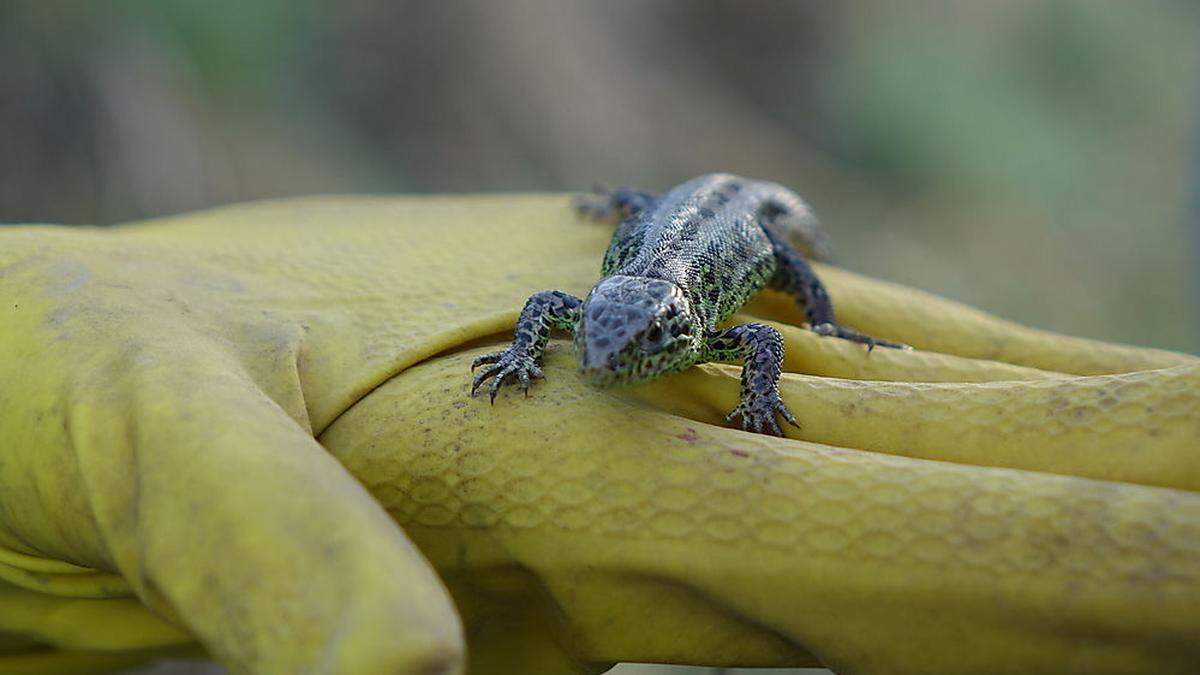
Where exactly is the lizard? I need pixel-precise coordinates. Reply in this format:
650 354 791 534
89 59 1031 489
470 173 908 436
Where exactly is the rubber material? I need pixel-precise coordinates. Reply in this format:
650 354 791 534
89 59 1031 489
0 195 1196 674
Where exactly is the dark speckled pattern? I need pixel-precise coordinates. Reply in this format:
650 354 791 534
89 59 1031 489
471 173 905 435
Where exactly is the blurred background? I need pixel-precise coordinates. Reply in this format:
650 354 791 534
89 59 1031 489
2 1 1198 673
2 0 1199 356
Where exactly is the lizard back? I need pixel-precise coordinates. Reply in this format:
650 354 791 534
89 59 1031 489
601 173 815 331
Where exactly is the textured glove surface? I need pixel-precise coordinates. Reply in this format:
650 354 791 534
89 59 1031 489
1 195 1197 675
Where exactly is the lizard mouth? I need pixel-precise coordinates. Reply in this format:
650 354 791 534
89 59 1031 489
576 348 648 386
577 353 624 386
578 367 656 388
577 350 676 387
578 367 619 386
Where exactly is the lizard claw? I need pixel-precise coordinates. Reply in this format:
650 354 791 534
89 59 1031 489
470 362 503 397
469 347 542 402
471 352 503 371
725 393 799 437
812 322 909 351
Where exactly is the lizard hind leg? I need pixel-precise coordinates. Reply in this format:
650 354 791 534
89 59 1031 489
763 225 910 351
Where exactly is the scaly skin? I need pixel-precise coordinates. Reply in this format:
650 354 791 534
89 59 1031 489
471 173 906 435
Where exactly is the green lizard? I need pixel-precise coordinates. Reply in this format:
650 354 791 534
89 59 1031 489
471 173 907 435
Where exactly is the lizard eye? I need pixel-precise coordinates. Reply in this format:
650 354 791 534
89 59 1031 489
642 322 664 352
646 323 662 342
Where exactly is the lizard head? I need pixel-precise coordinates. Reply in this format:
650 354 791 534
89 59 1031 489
575 276 699 385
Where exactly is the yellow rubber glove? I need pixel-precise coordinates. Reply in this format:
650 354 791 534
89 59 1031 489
1 195 1197 675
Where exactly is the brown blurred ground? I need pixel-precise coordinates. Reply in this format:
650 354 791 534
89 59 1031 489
2 2 1199 673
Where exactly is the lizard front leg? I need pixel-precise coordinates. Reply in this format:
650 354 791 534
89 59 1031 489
703 323 800 436
471 290 582 402
574 185 661 276
572 185 659 222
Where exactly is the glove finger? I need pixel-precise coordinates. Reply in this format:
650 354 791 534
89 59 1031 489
104 369 463 675
744 265 1196 376
1 348 464 675
632 357 1200 491
729 313 1070 383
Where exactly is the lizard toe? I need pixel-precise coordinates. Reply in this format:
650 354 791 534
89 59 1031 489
763 414 784 437
488 364 520 404
471 363 504 396
725 395 798 437
471 351 503 371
